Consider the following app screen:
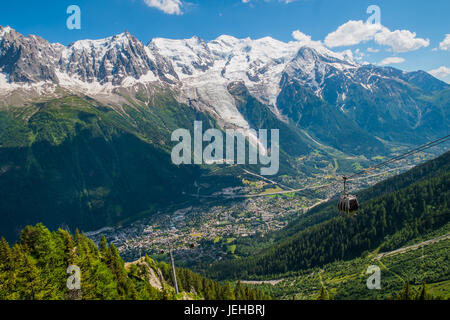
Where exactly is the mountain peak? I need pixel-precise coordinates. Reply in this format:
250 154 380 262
0 25 12 35
254 36 279 43
212 35 242 46
0 25 22 41
114 30 136 41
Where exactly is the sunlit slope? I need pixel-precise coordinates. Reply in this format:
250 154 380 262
207 151 450 279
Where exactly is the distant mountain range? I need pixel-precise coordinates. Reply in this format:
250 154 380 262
1 25 448 145
0 26 449 240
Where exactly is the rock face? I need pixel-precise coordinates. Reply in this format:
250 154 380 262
125 258 164 291
278 48 449 143
0 26 179 86
0 26 61 83
59 31 178 85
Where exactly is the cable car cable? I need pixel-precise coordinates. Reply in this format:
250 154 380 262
188 134 450 199
347 134 450 180
337 134 449 215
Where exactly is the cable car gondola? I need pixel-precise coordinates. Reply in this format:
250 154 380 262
337 177 359 216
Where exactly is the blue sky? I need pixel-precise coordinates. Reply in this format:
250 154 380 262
1 0 449 82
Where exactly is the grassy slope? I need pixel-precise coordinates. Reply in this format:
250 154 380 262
204 151 450 280
250 233 450 300
0 93 241 241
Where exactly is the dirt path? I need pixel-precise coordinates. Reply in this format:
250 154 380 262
240 280 283 286
375 233 450 260
243 169 294 190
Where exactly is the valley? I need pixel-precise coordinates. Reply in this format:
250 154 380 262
247 231 450 300
0 21 449 302
88 148 440 266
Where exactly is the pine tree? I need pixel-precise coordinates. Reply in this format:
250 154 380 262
235 280 244 300
398 282 413 300
12 245 56 300
0 237 12 299
222 282 235 300
99 235 108 260
0 237 11 263
417 281 428 300
317 285 330 300
106 244 132 299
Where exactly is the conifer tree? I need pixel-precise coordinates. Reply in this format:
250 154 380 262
417 282 428 300
222 282 236 300
317 285 330 300
0 237 10 263
399 282 413 300
100 235 108 257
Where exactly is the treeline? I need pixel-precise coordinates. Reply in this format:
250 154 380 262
0 224 267 300
206 151 450 263
387 282 442 300
0 224 162 300
314 282 440 300
208 154 450 280
159 263 270 300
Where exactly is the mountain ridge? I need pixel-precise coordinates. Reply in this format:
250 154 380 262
1 25 448 148
0 25 449 243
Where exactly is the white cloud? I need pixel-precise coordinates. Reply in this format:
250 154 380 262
292 30 322 47
324 20 429 53
353 48 366 61
439 34 450 51
144 0 183 15
428 66 450 82
324 20 383 48
374 29 429 53
379 57 405 66
292 30 359 63
367 47 379 53
242 0 296 4
340 49 354 61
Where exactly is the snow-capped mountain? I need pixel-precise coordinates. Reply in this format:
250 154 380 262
0 26 449 241
0 26 448 144
0 26 357 99
59 31 172 85
0 26 62 83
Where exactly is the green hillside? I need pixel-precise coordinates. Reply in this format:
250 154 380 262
0 223 269 300
206 151 450 280
0 93 239 241
250 233 449 300
0 89 388 242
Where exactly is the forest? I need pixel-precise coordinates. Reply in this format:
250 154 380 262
0 224 267 300
205 151 450 280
